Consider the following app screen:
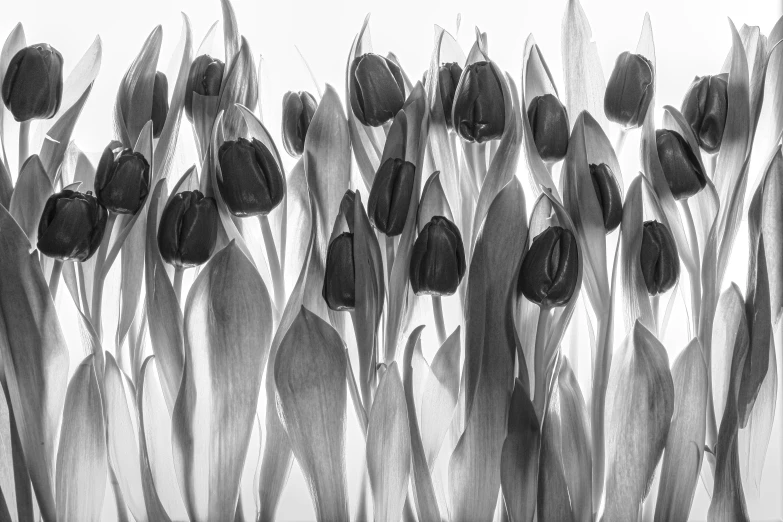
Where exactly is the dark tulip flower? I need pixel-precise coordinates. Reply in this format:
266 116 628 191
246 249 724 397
95 145 151 215
640 220 679 295
217 137 285 217
452 61 505 143
349 53 405 127
185 54 225 121
368 157 415 236
518 226 579 308
157 190 218 269
281 90 318 157
681 73 728 154
438 62 462 129
37 190 107 262
323 232 355 311
2 43 63 122
151 71 169 139
604 52 654 128
655 129 707 200
589 163 623 233
409 216 466 297
527 93 570 162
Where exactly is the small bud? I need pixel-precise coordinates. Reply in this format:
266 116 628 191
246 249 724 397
281 90 318 157
368 158 415 236
185 54 225 121
527 93 569 162
518 226 579 308
681 74 728 153
589 163 623 233
655 129 706 200
157 190 218 269
217 137 285 217
323 232 355 311
409 216 466 297
438 62 462 129
640 220 679 295
452 61 505 143
604 52 654 129
2 43 63 122
151 71 169 139
95 145 151 215
349 53 405 127
37 190 107 262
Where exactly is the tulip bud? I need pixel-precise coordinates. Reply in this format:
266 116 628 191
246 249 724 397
452 61 505 143
681 73 728 154
157 190 218 269
655 129 706 200
589 163 623 233
281 90 318 157
37 190 107 262
518 226 578 308
349 53 405 127
438 62 462 129
2 43 63 122
409 216 466 297
368 158 415 236
95 145 151 215
217 137 285 217
604 52 654 129
323 232 355 311
151 71 169 139
185 54 225 121
640 220 679 295
527 94 569 162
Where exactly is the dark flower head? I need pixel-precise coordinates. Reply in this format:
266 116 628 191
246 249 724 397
281 90 318 157
518 226 579 308
349 53 405 127
589 163 623 233
37 190 107 262
2 43 63 122
438 62 462 129
452 61 505 143
95 145 151 215
604 52 654 129
409 216 466 297
151 71 169 139
368 157 415 236
185 54 225 121
217 137 285 217
681 73 728 154
323 232 355 311
527 93 569 163
157 190 218 269
640 220 679 296
655 129 707 200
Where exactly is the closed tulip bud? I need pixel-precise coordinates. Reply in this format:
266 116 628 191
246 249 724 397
281 90 317 157
681 73 728 154
518 226 578 308
218 137 285 217
368 158 415 236
349 53 405 127
409 216 466 297
37 190 107 262
655 129 706 200
151 71 169 139
438 62 462 129
589 163 623 233
640 220 679 295
323 232 355 311
453 61 505 143
185 54 225 121
95 145 151 214
527 94 569 162
2 43 63 122
604 52 654 129
157 190 218 269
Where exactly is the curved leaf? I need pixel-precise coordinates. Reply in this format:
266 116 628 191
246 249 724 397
8 155 52 247
116 26 162 147
500 379 539 522
420 326 460 467
217 37 258 141
418 171 454 232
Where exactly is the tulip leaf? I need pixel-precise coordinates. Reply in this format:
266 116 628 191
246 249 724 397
0 23 25 183
283 158 311 292
0 369 35 522
9 155 52 247
500 379 539 522
218 38 258 142
220 0 241 70
274 307 349 522
116 26 162 147
537 365 572 522
603 321 674 522
40 84 95 185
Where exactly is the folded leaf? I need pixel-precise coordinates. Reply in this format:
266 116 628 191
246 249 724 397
418 171 454 232
500 379 539 522
218 37 258 142
116 26 162 147
537 367 573 522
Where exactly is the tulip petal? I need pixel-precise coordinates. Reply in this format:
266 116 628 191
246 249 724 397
9 155 52 247
500 379 539 522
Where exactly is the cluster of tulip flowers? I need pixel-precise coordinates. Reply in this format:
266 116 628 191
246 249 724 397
0 0 780 521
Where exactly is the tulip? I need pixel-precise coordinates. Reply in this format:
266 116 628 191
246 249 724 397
604 52 654 129
349 53 405 127
2 43 63 121
655 129 706 200
640 220 679 296
368 157 415 236
438 62 462 129
452 61 505 143
217 137 285 217
527 93 569 162
185 54 225 121
37 190 107 262
151 71 169 139
323 232 355 311
409 216 466 296
157 190 218 268
281 90 318 157
681 73 728 153
518 226 578 308
95 145 151 214
589 163 623 233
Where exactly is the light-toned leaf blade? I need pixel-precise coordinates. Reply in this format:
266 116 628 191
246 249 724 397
8 155 52 247
500 379 539 522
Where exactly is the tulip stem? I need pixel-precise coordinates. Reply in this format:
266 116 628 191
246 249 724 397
173 266 184 305
533 307 551 418
259 215 285 310
385 235 395 283
432 296 447 346
591 308 613 519
613 128 628 158
48 260 63 301
92 213 117 340
18 120 30 171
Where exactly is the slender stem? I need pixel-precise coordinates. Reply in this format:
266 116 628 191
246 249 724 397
533 307 551 418
173 266 184 305
18 120 30 172
432 296 447 347
91 213 117 340
651 295 660 335
48 260 63 301
259 215 285 310
385 235 395 284
613 128 628 158
591 309 612 519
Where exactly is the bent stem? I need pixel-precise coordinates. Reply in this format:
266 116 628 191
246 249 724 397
613 127 628 158
173 266 184 305
91 213 118 340
590 307 613 518
432 296 447 346
259 214 285 310
533 307 551 418
48 260 63 301
18 120 30 172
